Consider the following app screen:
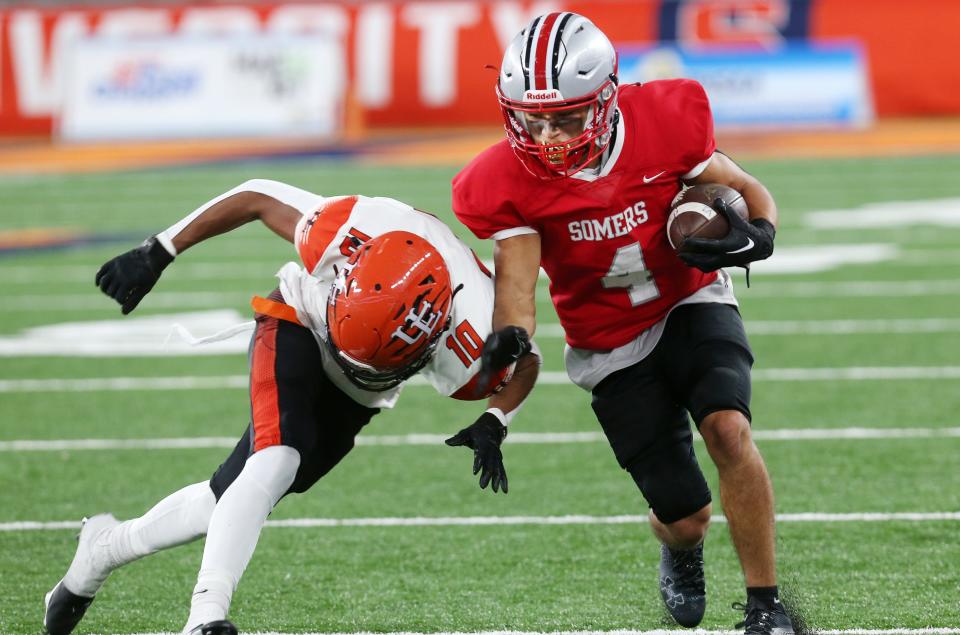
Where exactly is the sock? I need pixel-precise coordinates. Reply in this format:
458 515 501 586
182 445 299 633
63 481 216 598
106 481 216 570
747 585 780 605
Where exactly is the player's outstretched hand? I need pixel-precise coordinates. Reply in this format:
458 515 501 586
680 198 775 272
445 412 509 493
473 325 532 397
95 236 174 314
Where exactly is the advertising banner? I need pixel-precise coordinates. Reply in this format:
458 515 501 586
0 0 956 137
619 43 872 128
58 34 344 141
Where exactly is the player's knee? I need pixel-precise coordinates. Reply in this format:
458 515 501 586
700 410 751 468
656 503 711 546
245 445 301 506
626 449 712 527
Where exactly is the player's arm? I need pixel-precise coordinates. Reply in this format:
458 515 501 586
681 153 778 271
95 179 320 314
445 345 541 495
473 233 541 383
689 151 777 228
444 234 541 494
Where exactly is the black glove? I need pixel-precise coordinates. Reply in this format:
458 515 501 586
95 236 174 314
679 198 775 273
445 412 509 493
473 325 532 397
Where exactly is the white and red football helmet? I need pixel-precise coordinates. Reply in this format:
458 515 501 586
325 231 453 391
497 12 619 178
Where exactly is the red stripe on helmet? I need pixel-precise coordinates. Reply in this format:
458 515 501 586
533 12 561 90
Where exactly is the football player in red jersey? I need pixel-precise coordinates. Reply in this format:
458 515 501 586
43 180 539 635
453 13 792 635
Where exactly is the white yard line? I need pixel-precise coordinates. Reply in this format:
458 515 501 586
0 376 251 392
2 318 958 358
534 319 960 338
2 367 960 393
4 263 282 284
753 367 960 380
7 282 960 312
2 428 958 453
4 513 959 533
126 630 960 635
128 630 960 635
737 279 960 297
0 292 249 311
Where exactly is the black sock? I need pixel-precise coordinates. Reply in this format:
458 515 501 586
747 586 779 605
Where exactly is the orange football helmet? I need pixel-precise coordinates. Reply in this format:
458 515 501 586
325 231 453 391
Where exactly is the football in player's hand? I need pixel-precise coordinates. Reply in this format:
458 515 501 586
666 184 749 251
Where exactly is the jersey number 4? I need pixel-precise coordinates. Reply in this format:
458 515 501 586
600 242 660 305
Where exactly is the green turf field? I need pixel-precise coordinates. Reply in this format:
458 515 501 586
1 154 959 634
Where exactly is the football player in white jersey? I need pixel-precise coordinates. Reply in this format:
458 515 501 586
43 180 540 635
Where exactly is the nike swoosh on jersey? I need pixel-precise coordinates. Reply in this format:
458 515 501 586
642 171 666 183
726 237 755 254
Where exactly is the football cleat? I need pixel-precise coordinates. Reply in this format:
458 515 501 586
188 619 239 635
658 543 706 628
43 514 119 635
43 581 94 635
734 597 795 635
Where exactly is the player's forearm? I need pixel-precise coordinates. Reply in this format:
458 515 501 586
694 153 778 230
740 179 778 229
492 234 541 334
159 179 321 255
486 350 541 421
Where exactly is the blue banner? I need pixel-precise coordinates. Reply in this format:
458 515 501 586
618 42 872 128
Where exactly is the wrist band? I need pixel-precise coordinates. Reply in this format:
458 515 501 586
485 407 508 427
154 232 178 258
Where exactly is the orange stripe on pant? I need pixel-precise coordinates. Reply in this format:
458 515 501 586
250 317 282 452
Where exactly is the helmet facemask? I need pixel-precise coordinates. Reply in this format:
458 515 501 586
499 78 618 179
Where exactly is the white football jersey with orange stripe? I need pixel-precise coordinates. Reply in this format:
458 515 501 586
277 192 504 409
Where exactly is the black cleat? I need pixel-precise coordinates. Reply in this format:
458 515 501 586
658 543 706 627
734 596 795 634
43 581 94 635
188 620 239 635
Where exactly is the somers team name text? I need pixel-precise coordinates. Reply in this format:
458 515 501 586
568 202 648 242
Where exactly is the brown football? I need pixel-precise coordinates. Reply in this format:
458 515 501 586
666 184 749 251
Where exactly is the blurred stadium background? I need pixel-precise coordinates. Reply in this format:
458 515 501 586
1 1 959 634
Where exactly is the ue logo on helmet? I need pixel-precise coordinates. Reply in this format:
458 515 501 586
392 301 441 345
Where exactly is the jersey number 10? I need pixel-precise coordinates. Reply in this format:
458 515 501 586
445 320 483 368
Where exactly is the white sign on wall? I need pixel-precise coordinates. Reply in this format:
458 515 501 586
58 33 345 140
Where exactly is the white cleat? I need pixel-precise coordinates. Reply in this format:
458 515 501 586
43 514 119 635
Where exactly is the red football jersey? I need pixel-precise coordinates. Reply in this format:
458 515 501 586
453 79 718 350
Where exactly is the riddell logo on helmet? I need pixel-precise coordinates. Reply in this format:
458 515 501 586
524 89 562 102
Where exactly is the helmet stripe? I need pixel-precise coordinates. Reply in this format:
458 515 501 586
533 12 561 90
550 12 574 90
522 15 543 92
